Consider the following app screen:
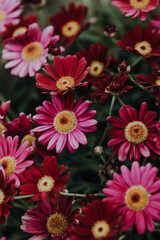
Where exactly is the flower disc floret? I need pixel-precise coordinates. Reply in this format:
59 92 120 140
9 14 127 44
47 212 68 235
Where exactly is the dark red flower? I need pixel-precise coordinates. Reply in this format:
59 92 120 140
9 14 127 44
116 25 160 67
77 43 117 87
0 168 16 224
78 194 99 207
154 122 160 150
70 200 124 240
20 156 70 203
90 73 132 103
150 86 160 106
1 15 38 42
136 68 160 88
0 101 10 136
49 2 88 46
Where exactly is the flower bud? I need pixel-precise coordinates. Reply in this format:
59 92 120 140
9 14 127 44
104 25 118 38
118 60 131 74
94 146 103 155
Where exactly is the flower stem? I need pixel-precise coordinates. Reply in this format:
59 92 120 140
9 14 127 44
99 95 116 145
99 154 106 165
14 194 33 200
128 75 148 91
116 96 125 106
131 56 142 68
60 191 104 198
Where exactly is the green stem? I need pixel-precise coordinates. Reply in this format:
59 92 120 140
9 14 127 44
13 202 28 210
14 194 33 200
60 191 104 198
99 154 106 165
128 75 148 91
99 96 116 145
131 56 142 68
116 96 125 106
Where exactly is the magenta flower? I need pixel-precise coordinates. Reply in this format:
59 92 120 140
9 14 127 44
0 0 23 34
0 134 33 187
107 102 160 162
2 23 59 77
103 161 160 234
0 101 10 136
33 92 97 153
112 0 159 21
150 14 160 33
21 195 80 240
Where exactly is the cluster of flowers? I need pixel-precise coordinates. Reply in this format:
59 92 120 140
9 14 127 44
0 0 160 239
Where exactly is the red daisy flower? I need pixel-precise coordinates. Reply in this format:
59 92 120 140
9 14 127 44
154 122 160 150
107 102 160 162
116 25 160 67
112 0 159 21
20 156 69 203
150 86 160 106
150 14 160 33
0 101 10 136
103 162 160 234
0 167 16 224
90 73 132 103
49 2 88 46
1 15 38 42
36 55 89 95
21 195 80 240
70 200 124 240
77 43 117 86
136 68 160 88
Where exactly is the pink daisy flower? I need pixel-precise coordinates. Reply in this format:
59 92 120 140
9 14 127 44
103 161 160 234
2 23 59 77
150 14 160 33
0 101 10 136
0 238 7 240
112 0 159 21
21 195 80 240
33 92 97 153
107 102 160 162
0 0 23 34
0 134 33 187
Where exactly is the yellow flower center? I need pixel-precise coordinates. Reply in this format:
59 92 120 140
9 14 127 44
91 220 110 239
130 0 150 10
125 185 149 211
89 61 104 77
134 41 152 56
0 156 16 177
124 121 148 144
0 189 5 205
22 42 44 61
12 27 28 37
47 212 68 235
0 122 6 136
37 175 55 192
155 78 160 86
62 21 80 37
21 134 37 147
54 110 77 133
56 76 74 91
0 11 6 22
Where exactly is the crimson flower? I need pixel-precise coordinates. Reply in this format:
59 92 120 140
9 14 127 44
150 14 160 33
136 68 160 88
0 101 10 136
20 156 70 203
36 55 89 95
90 73 132 103
116 25 160 67
49 2 88 46
107 102 160 162
0 168 16 224
70 200 124 240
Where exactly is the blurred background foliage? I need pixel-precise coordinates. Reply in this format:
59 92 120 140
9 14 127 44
0 0 160 239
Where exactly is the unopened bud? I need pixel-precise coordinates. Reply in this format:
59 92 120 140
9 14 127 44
118 60 131 74
104 25 118 38
94 146 103 155
48 44 61 61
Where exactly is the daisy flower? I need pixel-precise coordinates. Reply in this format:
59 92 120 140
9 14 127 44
107 102 160 162
112 0 159 21
150 86 160 106
136 68 160 88
0 101 10 136
116 25 160 67
20 156 69 203
1 15 38 41
21 195 80 240
2 23 59 77
0 0 23 34
90 73 132 103
49 2 88 46
33 92 97 153
150 14 160 33
0 238 7 240
77 42 117 86
36 55 89 95
154 122 160 150
70 200 124 240
0 134 33 187
0 167 16 224
103 161 160 234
